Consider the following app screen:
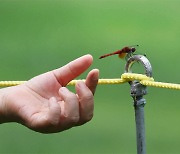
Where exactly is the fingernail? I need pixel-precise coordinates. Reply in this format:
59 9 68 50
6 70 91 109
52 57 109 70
59 87 69 93
92 69 99 80
77 81 86 88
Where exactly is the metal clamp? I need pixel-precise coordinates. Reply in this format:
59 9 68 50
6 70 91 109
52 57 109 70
125 55 152 154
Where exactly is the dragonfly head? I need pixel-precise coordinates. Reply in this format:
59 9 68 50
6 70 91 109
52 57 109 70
130 45 139 53
131 47 136 53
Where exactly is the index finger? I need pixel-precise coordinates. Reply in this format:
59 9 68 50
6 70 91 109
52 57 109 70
53 54 93 86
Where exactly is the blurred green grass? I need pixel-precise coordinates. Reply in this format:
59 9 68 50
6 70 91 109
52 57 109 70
0 0 180 153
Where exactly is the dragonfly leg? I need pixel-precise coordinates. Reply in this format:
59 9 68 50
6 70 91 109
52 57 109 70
125 53 133 61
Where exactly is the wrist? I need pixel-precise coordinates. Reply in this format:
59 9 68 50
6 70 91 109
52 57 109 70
0 85 27 124
0 88 8 123
0 86 23 124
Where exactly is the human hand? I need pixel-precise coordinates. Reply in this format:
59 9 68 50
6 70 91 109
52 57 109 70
0 54 99 133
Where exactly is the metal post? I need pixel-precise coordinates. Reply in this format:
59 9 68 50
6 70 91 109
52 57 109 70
130 81 147 154
125 55 152 154
135 102 146 154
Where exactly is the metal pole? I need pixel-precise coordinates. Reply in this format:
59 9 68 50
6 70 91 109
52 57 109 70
135 102 146 154
125 55 152 154
130 81 147 154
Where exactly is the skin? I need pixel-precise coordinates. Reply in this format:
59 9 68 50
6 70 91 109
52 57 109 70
0 54 99 133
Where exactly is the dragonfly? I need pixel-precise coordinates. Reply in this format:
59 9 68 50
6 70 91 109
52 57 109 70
99 45 139 60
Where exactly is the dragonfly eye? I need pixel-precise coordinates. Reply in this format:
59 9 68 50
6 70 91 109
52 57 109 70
131 47 136 52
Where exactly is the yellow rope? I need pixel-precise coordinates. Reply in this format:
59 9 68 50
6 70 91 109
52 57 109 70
0 73 180 90
0 81 26 87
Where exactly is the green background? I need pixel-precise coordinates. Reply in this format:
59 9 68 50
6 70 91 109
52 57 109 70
0 0 180 153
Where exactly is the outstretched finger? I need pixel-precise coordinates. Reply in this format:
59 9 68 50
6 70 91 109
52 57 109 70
53 54 93 86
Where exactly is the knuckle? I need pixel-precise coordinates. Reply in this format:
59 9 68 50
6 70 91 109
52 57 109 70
61 114 80 124
81 91 93 102
69 116 80 123
46 115 60 126
68 93 78 101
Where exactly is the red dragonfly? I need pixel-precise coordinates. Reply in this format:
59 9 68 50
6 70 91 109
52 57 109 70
99 45 139 59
